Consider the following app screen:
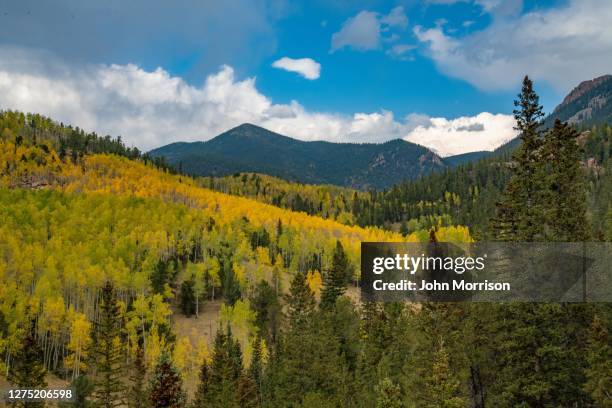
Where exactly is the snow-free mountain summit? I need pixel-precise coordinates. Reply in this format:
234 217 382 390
150 123 446 190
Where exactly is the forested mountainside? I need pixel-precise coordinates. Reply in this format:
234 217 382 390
545 74 612 127
201 152 509 238
149 123 448 190
202 123 611 239
0 109 472 405
0 76 611 408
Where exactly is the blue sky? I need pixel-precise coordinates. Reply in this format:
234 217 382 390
147 0 562 116
0 0 610 155
256 0 559 117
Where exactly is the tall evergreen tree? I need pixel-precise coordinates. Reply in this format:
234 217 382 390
493 75 546 241
151 260 169 295
8 319 47 408
91 281 125 408
195 326 243 406
285 271 316 330
127 345 147 408
192 359 211 408
147 351 186 408
179 276 196 316
541 119 590 241
60 375 93 408
487 303 593 406
584 312 612 407
320 240 349 309
267 312 349 406
423 340 466 408
486 76 597 406
249 280 280 343
355 302 392 405
235 373 259 408
223 265 241 306
249 336 264 392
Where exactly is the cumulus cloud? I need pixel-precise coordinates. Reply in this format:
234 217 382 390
331 11 381 51
387 43 416 59
331 7 407 52
272 57 321 79
405 113 516 155
415 0 612 92
381 6 408 29
0 47 516 156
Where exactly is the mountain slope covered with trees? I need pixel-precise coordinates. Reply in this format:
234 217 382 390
546 74 612 127
0 74 610 408
0 110 471 405
201 122 610 240
149 123 448 190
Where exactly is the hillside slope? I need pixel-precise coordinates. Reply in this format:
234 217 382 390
545 74 612 127
0 120 472 393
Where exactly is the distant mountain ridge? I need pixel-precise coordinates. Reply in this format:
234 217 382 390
150 123 447 190
150 75 612 190
545 74 612 127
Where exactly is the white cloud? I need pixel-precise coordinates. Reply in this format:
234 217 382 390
405 112 516 156
389 44 416 55
331 7 408 52
381 6 408 29
272 57 321 80
415 0 612 92
331 11 381 51
0 46 516 156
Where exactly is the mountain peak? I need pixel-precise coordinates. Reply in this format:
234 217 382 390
229 123 264 132
546 75 612 127
555 75 612 113
150 124 446 190
223 123 273 137
217 123 295 143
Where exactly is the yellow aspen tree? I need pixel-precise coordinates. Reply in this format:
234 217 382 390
306 270 323 297
173 336 193 376
65 311 92 379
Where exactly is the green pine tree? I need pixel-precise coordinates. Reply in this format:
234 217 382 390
285 271 316 330
127 345 148 408
268 312 348 406
375 377 403 408
8 319 47 408
541 119 590 241
147 351 186 408
223 265 241 306
196 325 243 406
151 259 168 295
192 359 211 408
423 340 466 408
179 277 196 316
399 221 409 236
249 280 280 343
584 312 612 407
320 240 350 309
61 375 94 408
91 281 125 408
493 75 546 241
235 373 259 408
249 336 263 392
